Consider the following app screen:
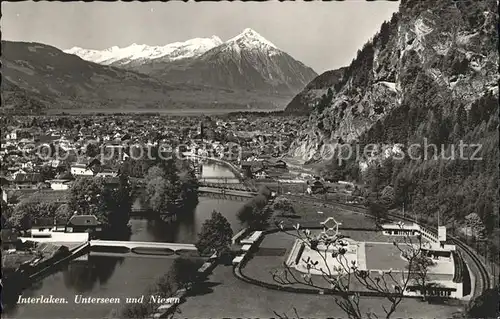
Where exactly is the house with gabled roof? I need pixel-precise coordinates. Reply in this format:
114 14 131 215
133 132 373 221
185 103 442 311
70 163 93 176
66 215 102 233
12 173 44 189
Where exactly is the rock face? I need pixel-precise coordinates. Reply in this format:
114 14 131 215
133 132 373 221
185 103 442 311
285 68 347 114
288 0 499 162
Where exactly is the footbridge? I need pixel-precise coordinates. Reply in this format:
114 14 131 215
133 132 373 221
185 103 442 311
199 187 256 201
199 179 258 192
88 240 199 258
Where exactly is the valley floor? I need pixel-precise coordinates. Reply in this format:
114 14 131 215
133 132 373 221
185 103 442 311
43 107 282 115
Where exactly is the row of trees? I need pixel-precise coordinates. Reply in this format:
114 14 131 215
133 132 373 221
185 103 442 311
2 200 72 231
2 174 133 234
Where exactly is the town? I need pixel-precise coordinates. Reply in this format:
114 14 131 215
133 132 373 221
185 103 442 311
1 0 498 318
1 112 495 319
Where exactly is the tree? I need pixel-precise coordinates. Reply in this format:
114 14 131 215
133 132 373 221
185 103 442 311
380 185 395 206
407 252 436 300
107 174 133 228
9 202 34 231
466 286 500 319
368 201 388 225
196 210 233 256
39 165 55 181
272 198 296 217
464 212 486 240
68 176 131 230
237 194 271 230
257 185 272 199
120 257 203 319
272 221 435 319
85 142 100 158
178 169 199 211
145 162 199 216
1 199 12 228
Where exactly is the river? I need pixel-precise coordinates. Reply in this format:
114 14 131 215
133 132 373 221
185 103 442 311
3 163 245 319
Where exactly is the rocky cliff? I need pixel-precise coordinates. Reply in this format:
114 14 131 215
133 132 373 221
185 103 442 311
288 0 498 162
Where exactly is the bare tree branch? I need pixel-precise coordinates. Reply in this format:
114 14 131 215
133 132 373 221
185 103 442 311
271 219 436 319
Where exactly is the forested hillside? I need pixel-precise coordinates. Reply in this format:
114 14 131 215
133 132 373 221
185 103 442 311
290 0 499 260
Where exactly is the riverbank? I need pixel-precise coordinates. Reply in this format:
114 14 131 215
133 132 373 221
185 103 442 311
114 252 219 319
3 164 245 318
2 241 89 310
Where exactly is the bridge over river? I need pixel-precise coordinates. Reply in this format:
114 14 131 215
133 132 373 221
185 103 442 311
130 186 256 217
88 240 199 258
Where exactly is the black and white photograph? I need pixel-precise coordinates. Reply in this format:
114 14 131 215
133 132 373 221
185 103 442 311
1 0 498 318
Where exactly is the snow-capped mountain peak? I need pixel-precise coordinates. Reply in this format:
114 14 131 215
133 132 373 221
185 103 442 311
64 36 223 66
226 28 278 50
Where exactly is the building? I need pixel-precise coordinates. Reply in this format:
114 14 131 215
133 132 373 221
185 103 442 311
1 229 19 250
12 173 44 189
95 168 118 178
271 159 287 169
66 215 102 233
70 163 94 176
310 180 326 193
48 179 72 190
6 130 18 140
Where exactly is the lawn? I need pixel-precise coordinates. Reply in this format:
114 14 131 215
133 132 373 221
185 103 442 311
271 196 377 229
365 242 408 270
176 263 462 318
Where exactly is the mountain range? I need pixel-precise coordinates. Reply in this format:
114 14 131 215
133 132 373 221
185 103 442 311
1 29 317 113
66 28 317 94
65 36 224 68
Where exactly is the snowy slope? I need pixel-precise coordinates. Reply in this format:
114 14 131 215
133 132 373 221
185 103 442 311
64 36 223 66
226 28 278 50
183 28 317 93
64 28 317 95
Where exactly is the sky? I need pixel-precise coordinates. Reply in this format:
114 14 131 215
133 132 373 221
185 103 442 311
1 1 399 73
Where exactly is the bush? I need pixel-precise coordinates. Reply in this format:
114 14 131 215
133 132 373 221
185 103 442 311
196 210 233 256
258 185 272 199
368 201 388 224
272 198 296 217
237 194 272 230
